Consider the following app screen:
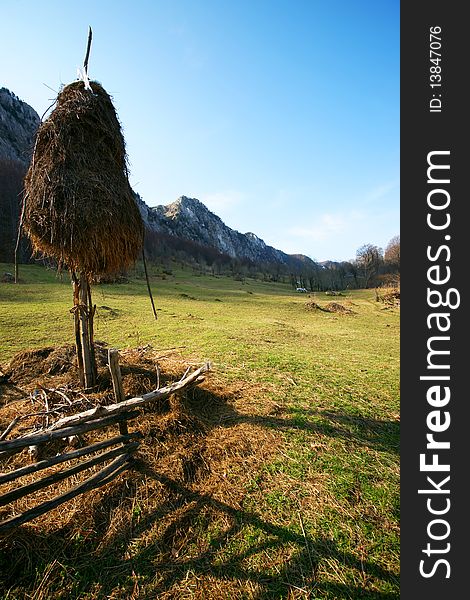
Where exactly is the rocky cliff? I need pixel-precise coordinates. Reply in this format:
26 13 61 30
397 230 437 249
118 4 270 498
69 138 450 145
0 87 40 165
137 195 316 269
0 88 40 262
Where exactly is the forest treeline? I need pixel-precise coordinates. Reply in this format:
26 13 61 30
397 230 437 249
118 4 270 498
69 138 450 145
0 157 399 291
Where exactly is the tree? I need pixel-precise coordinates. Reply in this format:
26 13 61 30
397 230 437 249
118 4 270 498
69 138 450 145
0 158 28 263
356 243 384 288
384 235 400 271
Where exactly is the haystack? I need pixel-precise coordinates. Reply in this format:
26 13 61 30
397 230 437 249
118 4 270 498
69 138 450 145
23 80 143 276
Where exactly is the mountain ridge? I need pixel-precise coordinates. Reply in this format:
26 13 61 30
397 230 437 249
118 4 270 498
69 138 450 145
0 87 316 271
137 194 317 269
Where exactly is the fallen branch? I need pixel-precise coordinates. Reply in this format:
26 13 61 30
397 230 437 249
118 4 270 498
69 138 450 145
0 454 130 532
0 432 142 485
0 417 20 441
34 362 210 434
0 410 140 457
0 441 139 507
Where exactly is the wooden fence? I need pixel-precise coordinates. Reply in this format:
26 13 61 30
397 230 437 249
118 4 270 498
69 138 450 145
0 349 210 533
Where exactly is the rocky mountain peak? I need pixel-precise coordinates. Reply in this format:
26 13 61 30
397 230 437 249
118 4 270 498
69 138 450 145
165 196 213 220
137 193 316 270
244 232 266 248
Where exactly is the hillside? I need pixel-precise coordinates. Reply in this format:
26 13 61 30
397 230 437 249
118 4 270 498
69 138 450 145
137 194 318 272
0 88 40 263
0 87 39 165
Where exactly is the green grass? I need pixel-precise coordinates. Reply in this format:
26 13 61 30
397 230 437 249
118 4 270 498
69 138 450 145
0 263 399 599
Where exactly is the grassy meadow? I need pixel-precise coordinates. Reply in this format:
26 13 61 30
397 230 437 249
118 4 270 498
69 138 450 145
0 263 399 599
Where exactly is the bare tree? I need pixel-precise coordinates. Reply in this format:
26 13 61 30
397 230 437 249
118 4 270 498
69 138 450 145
356 243 383 288
384 235 400 271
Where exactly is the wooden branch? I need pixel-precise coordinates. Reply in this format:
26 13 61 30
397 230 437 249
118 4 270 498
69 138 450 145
0 454 129 533
0 411 140 456
0 433 142 485
87 284 97 383
79 273 94 390
180 367 191 382
43 389 50 428
72 272 85 388
47 387 73 406
39 362 211 433
155 362 161 390
0 442 138 507
108 349 125 403
142 246 158 320
0 417 20 441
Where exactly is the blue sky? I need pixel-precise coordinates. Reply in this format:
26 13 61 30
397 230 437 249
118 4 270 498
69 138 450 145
1 0 399 262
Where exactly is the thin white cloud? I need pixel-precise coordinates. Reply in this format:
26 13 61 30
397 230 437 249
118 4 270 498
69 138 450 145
202 190 246 213
289 211 365 241
365 180 399 203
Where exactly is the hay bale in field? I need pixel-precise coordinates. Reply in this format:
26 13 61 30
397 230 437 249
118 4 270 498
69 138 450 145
23 80 143 276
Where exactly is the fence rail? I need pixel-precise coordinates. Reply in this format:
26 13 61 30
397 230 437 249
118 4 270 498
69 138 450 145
0 349 209 533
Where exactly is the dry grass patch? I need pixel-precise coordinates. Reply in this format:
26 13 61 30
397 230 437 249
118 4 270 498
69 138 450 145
0 344 299 599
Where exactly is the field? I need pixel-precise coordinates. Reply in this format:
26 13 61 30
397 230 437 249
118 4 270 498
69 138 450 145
0 263 399 599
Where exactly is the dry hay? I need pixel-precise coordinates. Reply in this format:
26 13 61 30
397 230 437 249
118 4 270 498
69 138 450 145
305 300 321 311
376 286 400 306
0 343 182 422
0 344 280 502
305 300 354 315
0 343 282 598
324 301 355 315
0 345 324 598
23 80 143 276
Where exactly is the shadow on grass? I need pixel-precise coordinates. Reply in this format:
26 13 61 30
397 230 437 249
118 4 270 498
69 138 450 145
183 386 400 457
0 380 399 598
0 463 399 599
249 409 400 457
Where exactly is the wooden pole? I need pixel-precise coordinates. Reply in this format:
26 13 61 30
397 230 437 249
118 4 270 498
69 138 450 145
83 26 93 74
87 284 97 383
108 349 128 437
72 272 85 388
142 246 158 320
79 273 95 390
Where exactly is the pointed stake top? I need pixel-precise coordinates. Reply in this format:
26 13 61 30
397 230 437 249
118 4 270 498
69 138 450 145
83 26 93 75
